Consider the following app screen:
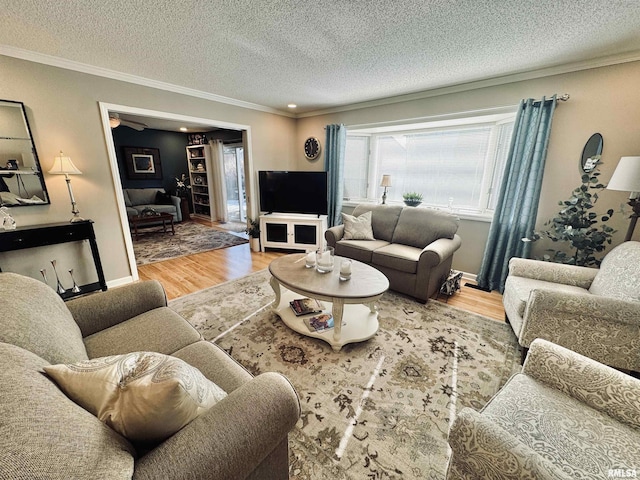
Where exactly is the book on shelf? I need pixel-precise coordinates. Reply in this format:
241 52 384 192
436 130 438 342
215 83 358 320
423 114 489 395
304 313 334 332
289 298 324 316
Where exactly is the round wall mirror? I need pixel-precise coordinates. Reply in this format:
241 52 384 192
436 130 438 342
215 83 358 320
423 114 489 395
580 133 603 173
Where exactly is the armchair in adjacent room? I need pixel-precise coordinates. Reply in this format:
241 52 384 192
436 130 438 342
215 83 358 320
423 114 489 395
502 241 640 371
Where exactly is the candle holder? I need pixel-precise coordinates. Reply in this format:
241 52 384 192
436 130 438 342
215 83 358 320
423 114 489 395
315 247 334 273
40 268 48 286
69 268 81 293
51 260 66 295
339 259 352 281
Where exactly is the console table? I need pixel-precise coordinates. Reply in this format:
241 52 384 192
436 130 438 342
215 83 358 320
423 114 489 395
260 213 327 253
0 220 107 300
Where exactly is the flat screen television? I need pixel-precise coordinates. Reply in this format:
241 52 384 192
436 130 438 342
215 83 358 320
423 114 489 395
258 171 328 216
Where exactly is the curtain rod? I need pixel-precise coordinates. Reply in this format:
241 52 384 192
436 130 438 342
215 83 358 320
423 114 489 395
556 93 570 102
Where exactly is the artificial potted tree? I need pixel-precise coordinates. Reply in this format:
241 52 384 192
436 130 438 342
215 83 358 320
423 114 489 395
246 218 261 252
403 192 423 207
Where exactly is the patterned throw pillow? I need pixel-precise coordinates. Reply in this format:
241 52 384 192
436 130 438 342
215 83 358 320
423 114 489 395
43 352 227 443
342 211 375 240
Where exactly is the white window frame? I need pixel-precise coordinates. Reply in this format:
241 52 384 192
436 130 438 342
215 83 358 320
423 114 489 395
344 112 516 220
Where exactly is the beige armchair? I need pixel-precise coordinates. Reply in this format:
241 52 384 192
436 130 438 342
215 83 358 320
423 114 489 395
502 241 640 371
446 338 640 479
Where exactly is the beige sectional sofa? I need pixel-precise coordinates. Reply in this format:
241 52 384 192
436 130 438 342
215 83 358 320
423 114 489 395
325 204 462 303
0 272 300 479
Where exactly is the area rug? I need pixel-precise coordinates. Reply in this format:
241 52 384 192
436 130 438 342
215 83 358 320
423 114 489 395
132 221 248 265
170 270 521 479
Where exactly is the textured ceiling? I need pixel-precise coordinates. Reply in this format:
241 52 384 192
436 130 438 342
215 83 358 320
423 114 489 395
2 1 640 114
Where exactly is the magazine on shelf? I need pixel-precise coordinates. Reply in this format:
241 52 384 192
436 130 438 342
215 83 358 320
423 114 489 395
304 313 335 332
289 298 324 316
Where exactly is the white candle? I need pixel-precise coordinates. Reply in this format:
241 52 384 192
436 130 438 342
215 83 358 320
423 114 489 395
340 260 352 275
306 251 315 263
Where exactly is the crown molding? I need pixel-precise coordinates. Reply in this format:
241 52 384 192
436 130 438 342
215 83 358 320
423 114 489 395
297 50 640 118
3 44 640 121
0 45 295 118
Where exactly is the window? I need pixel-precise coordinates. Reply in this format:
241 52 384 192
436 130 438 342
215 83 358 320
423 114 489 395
344 113 515 216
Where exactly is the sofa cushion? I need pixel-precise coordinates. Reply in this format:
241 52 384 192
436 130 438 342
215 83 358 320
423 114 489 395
342 211 374 240
0 272 88 364
392 208 458 248
372 243 421 274
123 188 133 207
352 204 403 242
0 342 135 479
589 241 640 301
155 190 174 205
172 340 253 394
44 351 228 443
483 373 640 477
335 239 390 263
126 188 164 206
83 307 201 358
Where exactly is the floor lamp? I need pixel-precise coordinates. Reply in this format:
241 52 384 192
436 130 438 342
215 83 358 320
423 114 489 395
49 151 84 223
607 156 640 241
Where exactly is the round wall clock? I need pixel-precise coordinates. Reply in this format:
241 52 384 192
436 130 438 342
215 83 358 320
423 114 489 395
304 137 321 160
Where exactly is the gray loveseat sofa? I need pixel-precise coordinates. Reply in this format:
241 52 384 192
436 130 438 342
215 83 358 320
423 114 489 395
325 204 462 303
124 188 183 222
0 272 300 479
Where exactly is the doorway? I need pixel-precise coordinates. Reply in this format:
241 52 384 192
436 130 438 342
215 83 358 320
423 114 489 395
99 102 256 282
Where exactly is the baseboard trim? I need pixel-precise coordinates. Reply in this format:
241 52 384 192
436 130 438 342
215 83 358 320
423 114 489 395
107 276 134 289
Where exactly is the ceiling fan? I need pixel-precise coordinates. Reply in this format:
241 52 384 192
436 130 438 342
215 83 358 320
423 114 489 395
109 113 148 131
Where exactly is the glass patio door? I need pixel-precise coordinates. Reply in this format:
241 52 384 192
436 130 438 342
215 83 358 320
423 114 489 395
223 144 246 222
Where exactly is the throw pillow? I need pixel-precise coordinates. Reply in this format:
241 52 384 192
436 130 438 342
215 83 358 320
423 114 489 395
43 352 227 443
342 211 374 240
155 191 174 205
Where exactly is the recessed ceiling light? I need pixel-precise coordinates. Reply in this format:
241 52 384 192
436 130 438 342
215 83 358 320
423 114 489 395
287 104 297 109
179 127 188 132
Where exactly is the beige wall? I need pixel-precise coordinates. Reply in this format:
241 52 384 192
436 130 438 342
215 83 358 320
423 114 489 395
296 61 640 274
0 56 297 284
2 55 639 284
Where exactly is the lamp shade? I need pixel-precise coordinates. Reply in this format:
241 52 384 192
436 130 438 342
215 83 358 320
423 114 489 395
49 151 82 175
380 175 392 187
607 156 640 194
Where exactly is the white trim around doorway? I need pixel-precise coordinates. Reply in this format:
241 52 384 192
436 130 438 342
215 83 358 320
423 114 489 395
98 102 255 281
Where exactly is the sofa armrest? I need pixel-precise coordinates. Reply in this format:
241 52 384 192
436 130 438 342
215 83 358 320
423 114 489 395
66 280 168 337
508 258 597 288
325 225 344 247
170 195 183 222
523 339 640 430
419 234 462 267
133 372 300 480
447 408 569 479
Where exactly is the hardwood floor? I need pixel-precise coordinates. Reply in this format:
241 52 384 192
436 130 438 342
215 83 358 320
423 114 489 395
137 224 505 322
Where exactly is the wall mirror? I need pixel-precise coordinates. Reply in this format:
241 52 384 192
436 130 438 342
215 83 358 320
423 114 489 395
580 133 603 174
0 99 50 207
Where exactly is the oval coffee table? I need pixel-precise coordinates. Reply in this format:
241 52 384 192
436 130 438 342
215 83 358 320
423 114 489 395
269 253 389 352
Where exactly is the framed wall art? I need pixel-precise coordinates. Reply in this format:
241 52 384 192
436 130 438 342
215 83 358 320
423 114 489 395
123 146 163 179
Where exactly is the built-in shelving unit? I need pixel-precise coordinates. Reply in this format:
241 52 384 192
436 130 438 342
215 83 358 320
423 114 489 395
186 144 215 221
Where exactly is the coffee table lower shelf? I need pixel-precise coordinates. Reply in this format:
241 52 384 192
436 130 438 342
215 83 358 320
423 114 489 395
271 286 379 352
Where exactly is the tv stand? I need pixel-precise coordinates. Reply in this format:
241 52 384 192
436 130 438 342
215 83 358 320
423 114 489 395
260 213 327 253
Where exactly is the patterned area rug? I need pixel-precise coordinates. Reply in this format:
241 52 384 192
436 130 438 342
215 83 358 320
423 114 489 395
170 270 521 479
132 221 248 265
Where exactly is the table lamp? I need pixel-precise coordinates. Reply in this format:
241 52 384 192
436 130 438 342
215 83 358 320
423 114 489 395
49 151 84 223
607 156 640 241
380 175 391 204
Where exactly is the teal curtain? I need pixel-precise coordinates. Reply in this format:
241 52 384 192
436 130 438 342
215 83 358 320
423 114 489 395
325 124 346 227
476 96 557 293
